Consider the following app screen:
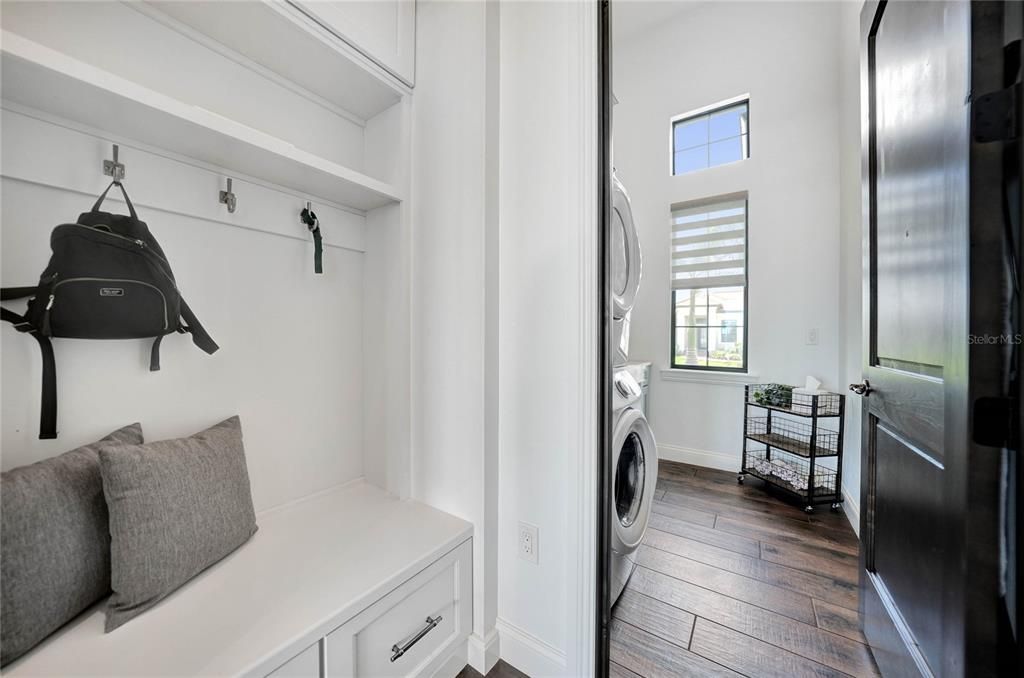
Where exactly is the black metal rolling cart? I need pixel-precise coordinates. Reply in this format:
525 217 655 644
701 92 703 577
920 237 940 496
738 384 845 513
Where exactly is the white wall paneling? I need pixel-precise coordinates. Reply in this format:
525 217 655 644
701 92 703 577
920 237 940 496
496 1 598 675
1 1 416 511
613 0 844 472
0 109 366 252
0 0 408 205
363 201 413 499
1 166 365 513
0 1 369 170
0 31 398 210
409 0 499 672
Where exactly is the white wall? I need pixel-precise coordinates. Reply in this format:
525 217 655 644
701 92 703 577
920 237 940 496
613 1 844 477
0 119 366 513
837 0 865 532
410 0 500 672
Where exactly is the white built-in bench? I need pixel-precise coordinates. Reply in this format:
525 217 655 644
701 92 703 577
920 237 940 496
6 482 473 677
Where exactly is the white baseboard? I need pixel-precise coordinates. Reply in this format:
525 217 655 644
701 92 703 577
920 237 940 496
468 628 500 675
841 484 860 537
495 617 566 677
429 639 468 678
657 443 737 472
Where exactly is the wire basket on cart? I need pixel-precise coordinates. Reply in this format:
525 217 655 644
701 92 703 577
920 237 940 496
746 383 842 417
746 416 839 456
744 446 837 496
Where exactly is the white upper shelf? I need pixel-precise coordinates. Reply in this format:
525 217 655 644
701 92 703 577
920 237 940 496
0 31 401 211
144 0 405 121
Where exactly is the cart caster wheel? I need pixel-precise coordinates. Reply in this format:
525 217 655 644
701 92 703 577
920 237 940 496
737 474 745 485
804 505 814 514
830 503 842 512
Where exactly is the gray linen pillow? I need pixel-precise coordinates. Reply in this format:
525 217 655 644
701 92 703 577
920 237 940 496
1 423 144 666
99 416 257 632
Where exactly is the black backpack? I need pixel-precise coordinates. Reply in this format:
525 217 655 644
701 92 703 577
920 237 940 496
1 181 218 439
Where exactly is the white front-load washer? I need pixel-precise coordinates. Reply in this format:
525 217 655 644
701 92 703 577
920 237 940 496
611 172 642 367
610 369 658 605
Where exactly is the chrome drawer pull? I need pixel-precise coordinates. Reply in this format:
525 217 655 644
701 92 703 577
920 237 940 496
390 615 442 663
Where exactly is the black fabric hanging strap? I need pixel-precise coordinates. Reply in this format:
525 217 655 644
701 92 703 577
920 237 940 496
92 180 138 219
311 229 323 274
178 298 219 355
1 287 57 439
150 334 164 372
301 206 323 274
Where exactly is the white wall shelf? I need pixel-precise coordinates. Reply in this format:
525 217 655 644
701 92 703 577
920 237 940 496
0 31 402 212
142 0 407 121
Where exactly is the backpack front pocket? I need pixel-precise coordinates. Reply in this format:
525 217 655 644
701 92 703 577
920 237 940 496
47 278 168 339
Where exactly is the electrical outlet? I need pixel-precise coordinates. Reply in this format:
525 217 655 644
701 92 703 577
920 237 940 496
518 522 539 564
806 328 819 345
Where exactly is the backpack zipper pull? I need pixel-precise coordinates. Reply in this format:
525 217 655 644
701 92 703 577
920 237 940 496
41 295 55 336
135 239 145 248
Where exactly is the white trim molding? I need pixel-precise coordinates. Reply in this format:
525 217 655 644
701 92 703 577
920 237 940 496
658 443 738 472
659 368 761 386
495 618 567 678
564 1 598 677
467 628 500 676
842 483 860 537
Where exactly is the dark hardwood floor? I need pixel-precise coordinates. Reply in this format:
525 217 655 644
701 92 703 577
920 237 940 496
610 460 880 678
457 659 529 678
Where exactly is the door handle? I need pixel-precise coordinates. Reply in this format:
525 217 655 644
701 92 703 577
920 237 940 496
849 380 872 396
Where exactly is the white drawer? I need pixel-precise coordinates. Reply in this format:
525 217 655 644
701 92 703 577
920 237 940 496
267 641 321 677
324 540 471 678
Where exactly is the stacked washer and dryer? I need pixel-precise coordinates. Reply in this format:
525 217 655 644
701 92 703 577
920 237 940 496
609 172 659 605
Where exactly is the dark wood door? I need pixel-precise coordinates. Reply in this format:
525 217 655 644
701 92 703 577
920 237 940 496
858 2 1020 676
859 1 969 674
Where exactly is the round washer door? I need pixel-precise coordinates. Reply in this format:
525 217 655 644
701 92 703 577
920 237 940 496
611 174 642 320
611 407 658 554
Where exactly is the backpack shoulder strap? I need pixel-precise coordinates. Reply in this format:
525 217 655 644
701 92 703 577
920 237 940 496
1 288 57 439
179 298 219 355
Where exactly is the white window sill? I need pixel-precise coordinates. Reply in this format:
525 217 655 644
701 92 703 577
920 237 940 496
659 368 760 386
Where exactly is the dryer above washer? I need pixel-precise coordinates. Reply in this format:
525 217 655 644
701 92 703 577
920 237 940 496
612 368 642 411
611 171 642 321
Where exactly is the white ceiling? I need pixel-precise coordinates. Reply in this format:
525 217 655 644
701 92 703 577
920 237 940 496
612 0 710 45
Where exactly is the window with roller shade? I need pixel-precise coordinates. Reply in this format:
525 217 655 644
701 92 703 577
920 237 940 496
671 194 747 371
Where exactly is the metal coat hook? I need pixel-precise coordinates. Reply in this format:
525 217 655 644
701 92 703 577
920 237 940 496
219 178 237 213
103 144 126 182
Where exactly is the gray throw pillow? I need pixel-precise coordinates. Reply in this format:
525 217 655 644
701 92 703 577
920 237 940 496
100 416 257 631
1 423 144 666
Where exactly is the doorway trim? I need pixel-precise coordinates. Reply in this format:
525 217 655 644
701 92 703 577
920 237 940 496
567 0 601 677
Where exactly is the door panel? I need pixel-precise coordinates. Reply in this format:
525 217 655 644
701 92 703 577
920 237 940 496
873 0 958 378
860 1 970 677
872 424 945 670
